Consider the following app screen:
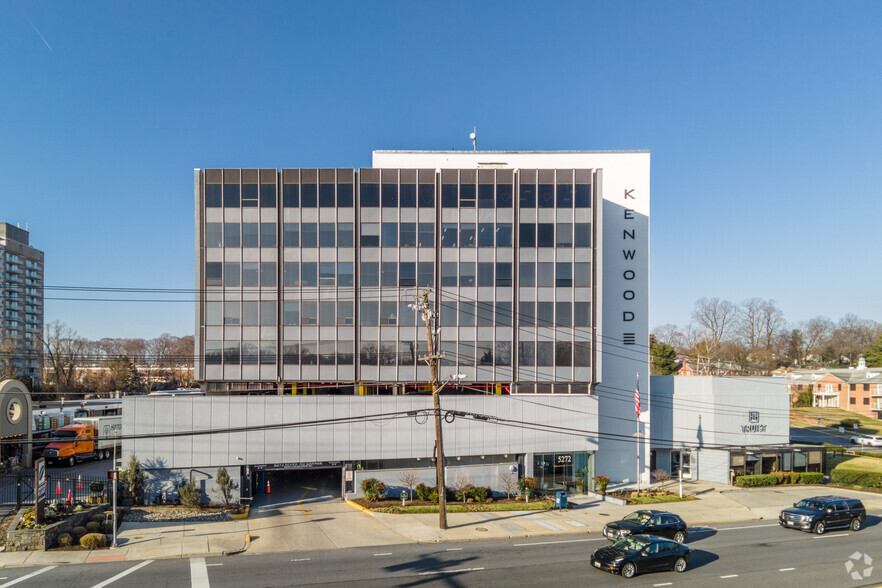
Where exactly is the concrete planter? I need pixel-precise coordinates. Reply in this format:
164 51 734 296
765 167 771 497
6 505 108 551
585 491 629 506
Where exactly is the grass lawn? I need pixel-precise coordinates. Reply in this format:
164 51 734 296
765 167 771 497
828 453 882 473
625 494 697 505
791 407 882 435
370 500 554 514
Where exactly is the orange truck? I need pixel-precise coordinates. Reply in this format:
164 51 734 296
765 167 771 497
42 416 122 467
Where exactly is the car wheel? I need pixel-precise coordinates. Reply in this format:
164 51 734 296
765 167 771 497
674 531 686 543
675 557 688 573
851 518 862 531
814 521 826 535
68 457 76 467
622 562 637 579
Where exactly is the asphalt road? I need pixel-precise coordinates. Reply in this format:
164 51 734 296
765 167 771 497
3 517 882 587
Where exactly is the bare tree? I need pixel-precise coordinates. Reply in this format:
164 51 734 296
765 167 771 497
691 297 736 347
0 337 18 380
651 469 670 490
398 470 420 501
758 299 785 350
35 321 87 398
801 317 833 367
736 298 764 350
652 324 684 350
498 470 518 499
449 473 472 503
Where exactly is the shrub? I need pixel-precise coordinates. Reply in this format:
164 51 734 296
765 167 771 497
56 533 73 547
361 478 385 502
178 480 202 509
455 484 476 503
415 483 432 502
215 466 238 506
519 476 539 497
119 454 146 505
89 514 105 524
790 472 800 484
830 470 882 487
473 486 491 502
793 391 814 407
734 474 779 487
80 532 107 549
840 418 861 428
85 521 102 533
70 526 87 540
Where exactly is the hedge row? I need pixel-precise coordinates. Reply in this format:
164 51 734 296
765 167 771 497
734 472 824 487
829 470 882 488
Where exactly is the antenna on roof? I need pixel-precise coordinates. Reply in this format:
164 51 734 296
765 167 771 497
470 126 477 151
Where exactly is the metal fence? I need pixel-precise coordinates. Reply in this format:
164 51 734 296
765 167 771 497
0 472 109 509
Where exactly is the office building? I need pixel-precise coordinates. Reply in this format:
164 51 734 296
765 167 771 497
0 223 43 385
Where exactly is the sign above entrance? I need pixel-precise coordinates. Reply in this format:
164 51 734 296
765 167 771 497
252 461 343 471
742 410 766 433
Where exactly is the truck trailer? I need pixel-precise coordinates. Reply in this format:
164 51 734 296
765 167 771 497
42 416 122 467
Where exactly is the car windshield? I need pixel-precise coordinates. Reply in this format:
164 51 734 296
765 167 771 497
623 512 652 524
610 537 649 552
54 430 78 438
794 499 825 511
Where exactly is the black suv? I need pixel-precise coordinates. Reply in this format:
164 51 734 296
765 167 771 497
779 496 866 534
603 510 689 543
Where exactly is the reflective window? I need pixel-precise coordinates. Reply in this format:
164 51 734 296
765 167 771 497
223 301 240 325
556 263 572 287
496 302 512 326
337 184 354 207
478 184 494 208
319 184 335 207
205 223 222 247
519 301 535 327
460 183 476 207
574 341 590 366
519 341 535 366
260 184 276 207
496 262 512 287
574 223 591 247
301 262 317 287
556 184 573 208
537 263 554 286
537 223 554 247
283 223 299 247
556 224 572 248
301 341 317 363
398 341 416 366
242 303 259 327
477 263 494 287
441 223 458 247
360 301 379 326
205 341 222 364
459 341 475 366
283 184 299 207
338 223 354 247
223 262 240 287
360 341 378 365
260 302 276 326
338 301 354 325
459 262 476 287
418 262 434 287
381 262 397 287
319 262 336 286
418 223 434 247
419 184 435 207
361 183 379 207
242 341 259 364
242 223 259 247
459 301 475 326
380 301 397 325
206 184 222 207
400 184 416 207
283 301 299 325
460 223 476 247
477 341 493 365
574 263 591 288
519 223 535 247
224 223 240 247
242 262 259 286
574 302 590 326
440 301 457 327
556 301 572 327
223 341 240 363
476 301 494 326
382 184 397 207
537 184 554 208
399 302 416 327
206 262 222 286
441 184 457 207
575 184 591 208
301 183 317 207
399 262 416 287
497 184 513 208
381 223 398 247
319 223 336 247
556 341 572 366
496 342 512 366
478 224 494 247
223 183 240 207
338 262 354 287
400 223 416 247
360 223 380 247
519 183 536 208
360 262 379 287
206 302 222 325
242 184 258 207
319 301 335 325
441 262 457 287
283 262 300 287
536 302 554 327
496 223 513 247
536 341 554 366
283 342 299 364
301 223 317 247
260 223 276 247
319 340 335 364
519 262 535 287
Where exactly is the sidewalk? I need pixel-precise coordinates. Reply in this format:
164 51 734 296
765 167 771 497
3 480 882 567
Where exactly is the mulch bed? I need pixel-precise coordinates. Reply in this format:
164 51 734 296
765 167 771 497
352 497 539 509
123 504 243 522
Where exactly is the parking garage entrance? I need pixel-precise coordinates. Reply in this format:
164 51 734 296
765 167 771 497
247 462 344 507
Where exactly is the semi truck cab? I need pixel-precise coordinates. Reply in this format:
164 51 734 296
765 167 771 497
43 424 96 467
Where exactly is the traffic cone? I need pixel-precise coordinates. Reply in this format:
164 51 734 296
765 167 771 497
77 475 82 489
55 481 61 495
66 489 72 504
266 479 271 494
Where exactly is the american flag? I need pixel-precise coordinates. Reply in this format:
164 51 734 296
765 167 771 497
635 376 641 419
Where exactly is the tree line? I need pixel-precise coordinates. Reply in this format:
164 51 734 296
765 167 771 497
651 297 882 375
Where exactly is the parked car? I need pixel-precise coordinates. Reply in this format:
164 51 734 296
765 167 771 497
602 510 688 543
849 434 882 447
591 535 690 579
779 496 866 534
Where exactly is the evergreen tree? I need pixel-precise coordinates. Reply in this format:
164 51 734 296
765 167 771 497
650 336 679 375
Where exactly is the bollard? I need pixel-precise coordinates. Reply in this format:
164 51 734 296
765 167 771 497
401 490 407 506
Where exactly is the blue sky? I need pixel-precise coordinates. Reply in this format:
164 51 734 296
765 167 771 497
2 1 880 340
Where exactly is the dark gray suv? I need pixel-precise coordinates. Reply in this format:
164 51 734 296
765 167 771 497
779 496 866 534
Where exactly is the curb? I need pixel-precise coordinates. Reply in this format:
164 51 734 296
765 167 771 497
345 500 372 513
231 505 250 520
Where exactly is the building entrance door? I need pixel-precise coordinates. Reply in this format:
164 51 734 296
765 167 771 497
672 451 692 480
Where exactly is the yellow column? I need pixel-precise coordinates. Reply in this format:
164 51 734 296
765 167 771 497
359 383 366 396
496 383 503 395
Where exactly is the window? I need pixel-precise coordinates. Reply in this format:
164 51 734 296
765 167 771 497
223 301 240 325
360 302 379 326
319 301 335 325
519 183 535 208
260 183 276 207
360 223 380 247
382 184 397 207
536 341 554 366
574 263 591 287
283 223 299 247
556 224 573 248
205 223 222 247
519 262 535 287
319 223 336 247
381 223 398 247
361 183 379 206
556 183 573 208
496 301 512 326
537 263 554 287
536 302 553 327
381 262 397 287
224 341 240 364
223 262 240 287
283 262 300 287
360 342 378 365
459 262 476 287
556 302 572 327
418 262 434 287
337 184 353 207
496 223 513 247
418 223 434 247
319 184 335 207
519 301 535 327
460 223 476 247
319 341 335 364
301 341 317 364
519 223 535 247
301 223 317 247
574 302 590 326
496 262 512 287
519 341 535 366
478 224 494 247
556 342 573 366
337 223 354 247
537 223 554 247
864 398 870 405
497 183 513 208
851 397 856 404
476 301 494 326
496 342 512 366
301 262 317 286
260 223 276 247
459 341 475 366
205 341 222 364
419 184 434 207
242 183 258 207
477 263 494 287
224 223 240 247
242 223 259 247
283 184 299 207
337 301 354 325
206 184 222 207
477 341 493 365
556 263 572 287
338 262 354 287
379 343 396 365
460 183 476 207
575 184 591 208
282 301 299 325
400 183 416 207
441 262 457 287
537 184 554 208
319 262 336 286
282 343 299 365
478 184 494 207
206 302 222 325
399 301 416 326
441 223 458 247
459 301 475 326
300 301 318 325
223 183 240 207
260 301 276 326
441 184 458 207
574 342 590 366
398 341 416 365
206 262 222 286
574 223 591 247
242 262 259 286
399 262 416 287
400 223 417 247
301 183 317 207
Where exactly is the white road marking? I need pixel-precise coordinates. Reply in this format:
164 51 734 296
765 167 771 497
373 553 392 557
291 558 311 562
418 567 485 575
720 574 739 579
206 564 223 567
513 538 601 547
446 548 463 551
779 568 795 571
813 533 849 539
0 566 57 588
536 520 565 531
91 560 154 588
565 520 586 527
190 557 210 588
653 583 673 587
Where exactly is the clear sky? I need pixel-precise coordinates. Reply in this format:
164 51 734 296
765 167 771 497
2 1 880 341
